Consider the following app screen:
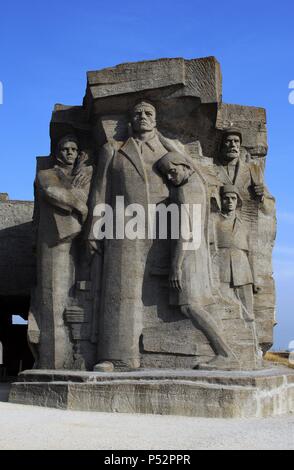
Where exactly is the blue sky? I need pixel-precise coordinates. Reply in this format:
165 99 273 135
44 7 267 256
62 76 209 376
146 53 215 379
0 0 293 349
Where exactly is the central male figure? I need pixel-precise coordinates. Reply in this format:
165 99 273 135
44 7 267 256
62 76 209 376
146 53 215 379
90 101 177 370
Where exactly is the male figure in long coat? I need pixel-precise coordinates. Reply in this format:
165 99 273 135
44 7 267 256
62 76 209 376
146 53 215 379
89 101 197 370
214 128 265 201
28 136 90 369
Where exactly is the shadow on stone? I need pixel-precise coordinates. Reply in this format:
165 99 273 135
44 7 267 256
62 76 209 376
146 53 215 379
0 383 11 402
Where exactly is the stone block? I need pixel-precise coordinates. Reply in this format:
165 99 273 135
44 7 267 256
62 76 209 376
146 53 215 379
9 368 294 418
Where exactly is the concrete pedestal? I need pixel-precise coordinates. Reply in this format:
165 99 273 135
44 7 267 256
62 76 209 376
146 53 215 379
9 367 294 418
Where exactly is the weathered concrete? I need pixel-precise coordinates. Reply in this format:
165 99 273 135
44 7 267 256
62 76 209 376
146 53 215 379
1 384 294 449
34 57 276 373
85 57 222 110
0 56 272 378
0 197 34 303
9 367 294 418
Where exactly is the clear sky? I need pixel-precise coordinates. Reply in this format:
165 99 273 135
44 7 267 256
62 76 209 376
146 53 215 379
0 0 293 349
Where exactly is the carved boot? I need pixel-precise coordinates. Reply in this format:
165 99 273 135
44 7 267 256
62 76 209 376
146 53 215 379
93 361 114 372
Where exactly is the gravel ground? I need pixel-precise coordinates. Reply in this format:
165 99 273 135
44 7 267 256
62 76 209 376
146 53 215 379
0 384 293 450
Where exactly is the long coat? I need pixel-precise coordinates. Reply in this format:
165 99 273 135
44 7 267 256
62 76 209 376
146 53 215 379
214 159 253 199
88 136 170 368
211 213 254 287
29 166 87 369
88 135 217 368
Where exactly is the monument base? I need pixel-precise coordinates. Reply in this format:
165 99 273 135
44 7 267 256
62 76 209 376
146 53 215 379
9 367 294 418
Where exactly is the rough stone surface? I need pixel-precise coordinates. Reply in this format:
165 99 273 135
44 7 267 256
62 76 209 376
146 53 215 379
0 198 34 299
22 56 276 376
9 367 294 418
85 57 222 109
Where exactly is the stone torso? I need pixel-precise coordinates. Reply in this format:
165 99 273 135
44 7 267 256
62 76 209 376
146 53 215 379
214 160 252 199
212 213 253 286
116 135 169 205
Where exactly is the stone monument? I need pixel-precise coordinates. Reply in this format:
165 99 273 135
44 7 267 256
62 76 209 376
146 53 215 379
9 57 294 418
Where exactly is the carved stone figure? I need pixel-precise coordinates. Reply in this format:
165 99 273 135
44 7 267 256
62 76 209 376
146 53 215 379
27 57 276 372
210 184 256 322
28 136 91 369
89 100 188 371
156 153 237 369
215 128 264 201
8 57 287 419
211 127 276 350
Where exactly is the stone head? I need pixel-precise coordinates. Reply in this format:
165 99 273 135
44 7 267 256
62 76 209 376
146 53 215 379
221 184 242 214
57 135 79 167
157 151 194 187
131 100 157 134
221 128 242 162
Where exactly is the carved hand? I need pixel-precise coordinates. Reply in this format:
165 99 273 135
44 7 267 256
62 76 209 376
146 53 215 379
45 186 72 212
72 167 93 188
253 183 265 199
169 268 183 291
87 239 102 256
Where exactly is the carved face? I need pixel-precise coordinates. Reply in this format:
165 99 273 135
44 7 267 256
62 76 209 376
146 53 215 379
58 141 78 166
160 162 187 186
131 104 156 133
222 134 241 161
221 192 238 213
